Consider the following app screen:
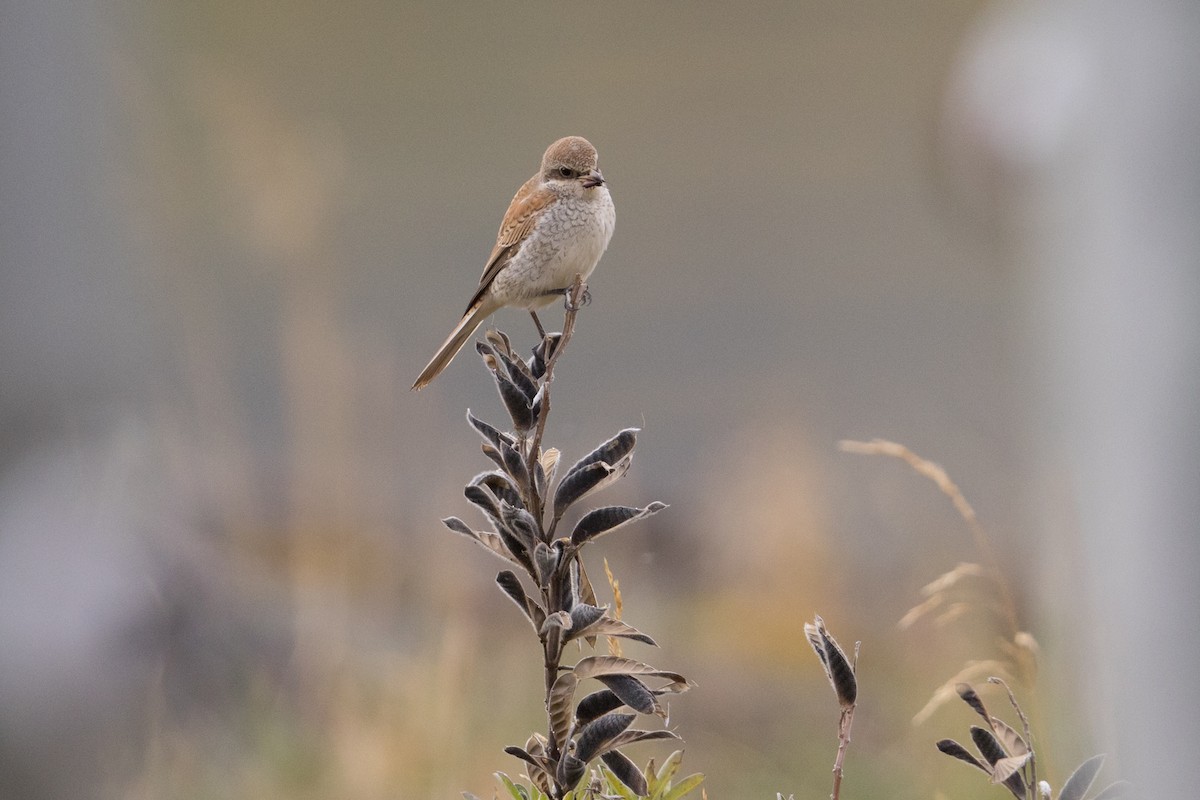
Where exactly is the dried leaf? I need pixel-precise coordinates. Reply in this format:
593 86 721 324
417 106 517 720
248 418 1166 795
596 728 680 755
494 370 534 432
575 689 623 724
556 752 586 792
991 753 1031 784
573 656 689 686
576 557 598 608
570 428 639 474
442 516 475 537
503 745 553 777
654 679 692 695
464 483 501 520
498 440 530 489
570 503 668 546
601 750 647 796
957 683 991 722
495 571 542 632
987 676 1033 742
495 525 533 574
936 739 990 773
498 349 538 401
540 448 560 485
541 610 572 632
1059 754 1104 800
569 615 657 647
971 726 1026 799
484 328 513 356
443 518 522 565
500 503 538 549
596 674 659 715
551 429 639 519
466 410 514 450
548 672 578 751
475 472 522 508
1001 771 1029 799
575 713 635 762
804 615 857 707
502 745 535 766
990 718 1029 757
970 725 1008 764
529 333 562 379
480 442 507 472
524 731 547 755
553 459 631 520
568 603 607 629
533 541 559 586
530 766 552 798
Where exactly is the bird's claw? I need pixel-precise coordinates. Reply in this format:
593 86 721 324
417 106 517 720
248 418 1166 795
564 286 592 312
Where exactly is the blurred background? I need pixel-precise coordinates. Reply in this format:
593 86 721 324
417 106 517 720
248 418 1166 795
2 1 1197 798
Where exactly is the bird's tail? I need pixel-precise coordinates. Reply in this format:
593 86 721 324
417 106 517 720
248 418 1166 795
411 301 494 390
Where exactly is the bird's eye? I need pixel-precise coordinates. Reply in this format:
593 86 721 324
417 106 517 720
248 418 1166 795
557 166 574 178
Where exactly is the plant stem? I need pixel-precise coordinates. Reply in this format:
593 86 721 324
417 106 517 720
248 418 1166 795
518 275 588 794
530 275 586 540
830 704 855 800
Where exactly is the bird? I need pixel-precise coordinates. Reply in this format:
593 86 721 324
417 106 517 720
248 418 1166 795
411 136 615 390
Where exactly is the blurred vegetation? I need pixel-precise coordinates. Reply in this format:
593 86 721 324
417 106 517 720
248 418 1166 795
2 2 1123 799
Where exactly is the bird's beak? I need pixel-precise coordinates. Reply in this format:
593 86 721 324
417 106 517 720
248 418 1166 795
581 169 605 188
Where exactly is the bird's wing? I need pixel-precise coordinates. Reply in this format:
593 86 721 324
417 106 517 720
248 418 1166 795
465 176 555 313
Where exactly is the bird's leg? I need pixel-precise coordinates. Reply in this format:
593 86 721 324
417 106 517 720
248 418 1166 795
530 310 548 340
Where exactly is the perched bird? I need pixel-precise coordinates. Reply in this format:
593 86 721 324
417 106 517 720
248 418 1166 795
411 136 615 390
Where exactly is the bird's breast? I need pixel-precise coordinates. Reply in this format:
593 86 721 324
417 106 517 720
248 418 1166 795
493 191 615 308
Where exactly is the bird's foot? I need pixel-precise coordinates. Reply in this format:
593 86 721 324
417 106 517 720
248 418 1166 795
564 285 591 312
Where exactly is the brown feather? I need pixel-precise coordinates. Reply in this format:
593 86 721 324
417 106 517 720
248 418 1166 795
466 178 557 313
411 298 500 390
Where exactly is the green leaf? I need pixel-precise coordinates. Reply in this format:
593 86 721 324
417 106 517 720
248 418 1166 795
662 773 705 800
496 772 528 800
649 750 685 795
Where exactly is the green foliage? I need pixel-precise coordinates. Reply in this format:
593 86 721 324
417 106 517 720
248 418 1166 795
480 750 704 800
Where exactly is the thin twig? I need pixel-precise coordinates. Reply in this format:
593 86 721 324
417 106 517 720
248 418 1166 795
831 704 856 800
